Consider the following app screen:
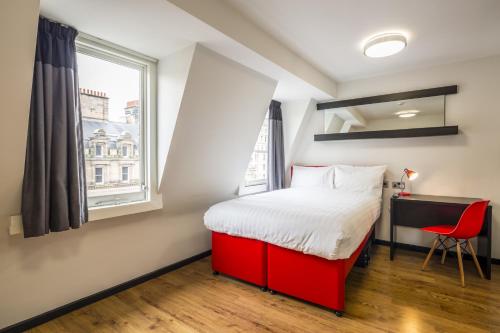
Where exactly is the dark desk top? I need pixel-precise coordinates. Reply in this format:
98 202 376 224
392 194 486 205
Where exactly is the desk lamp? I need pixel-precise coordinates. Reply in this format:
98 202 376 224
399 168 418 196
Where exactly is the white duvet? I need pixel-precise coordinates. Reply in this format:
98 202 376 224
204 187 382 260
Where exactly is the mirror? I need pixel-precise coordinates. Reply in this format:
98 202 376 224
323 95 445 134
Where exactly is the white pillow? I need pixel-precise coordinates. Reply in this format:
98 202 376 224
290 165 334 189
334 165 386 193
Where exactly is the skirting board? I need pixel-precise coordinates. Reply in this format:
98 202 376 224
0 250 212 333
374 239 500 264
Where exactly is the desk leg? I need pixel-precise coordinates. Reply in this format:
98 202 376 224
477 207 492 280
390 201 395 260
478 237 492 280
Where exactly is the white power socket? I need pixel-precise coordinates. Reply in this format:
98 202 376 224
9 215 23 235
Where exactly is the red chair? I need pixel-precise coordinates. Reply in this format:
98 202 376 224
421 200 489 287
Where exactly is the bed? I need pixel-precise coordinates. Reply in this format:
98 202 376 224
205 165 385 316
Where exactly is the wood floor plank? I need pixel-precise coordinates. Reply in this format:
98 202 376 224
29 245 500 333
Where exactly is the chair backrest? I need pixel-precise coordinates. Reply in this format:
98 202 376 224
449 200 490 239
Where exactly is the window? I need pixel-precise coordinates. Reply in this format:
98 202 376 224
95 143 103 157
244 113 269 186
77 35 153 208
95 167 103 184
121 166 129 182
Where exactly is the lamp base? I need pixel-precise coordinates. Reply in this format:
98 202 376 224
399 191 412 197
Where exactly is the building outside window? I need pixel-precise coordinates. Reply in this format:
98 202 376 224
244 113 269 186
77 39 147 207
95 167 103 184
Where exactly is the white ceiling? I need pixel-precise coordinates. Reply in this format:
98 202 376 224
224 0 500 81
40 0 332 101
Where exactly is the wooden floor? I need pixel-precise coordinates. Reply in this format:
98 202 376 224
30 245 500 333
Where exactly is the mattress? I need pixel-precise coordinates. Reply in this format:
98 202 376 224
204 188 381 260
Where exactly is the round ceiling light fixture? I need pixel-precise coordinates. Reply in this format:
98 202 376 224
395 110 419 118
364 33 407 58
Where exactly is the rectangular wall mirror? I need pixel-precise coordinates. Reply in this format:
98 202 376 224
323 95 445 134
315 85 458 141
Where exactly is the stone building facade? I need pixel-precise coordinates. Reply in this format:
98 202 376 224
80 88 141 200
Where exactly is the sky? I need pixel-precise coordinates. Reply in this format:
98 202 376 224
77 53 140 122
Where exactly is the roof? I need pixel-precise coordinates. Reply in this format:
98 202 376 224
83 118 139 148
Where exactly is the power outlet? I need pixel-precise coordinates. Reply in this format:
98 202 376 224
392 181 405 189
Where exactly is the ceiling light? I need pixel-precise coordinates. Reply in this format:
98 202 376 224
395 110 419 118
364 33 407 58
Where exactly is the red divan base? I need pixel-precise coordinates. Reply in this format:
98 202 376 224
211 232 267 287
211 229 372 312
267 231 371 312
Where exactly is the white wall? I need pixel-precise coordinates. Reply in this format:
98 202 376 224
281 99 315 185
161 45 277 212
294 56 500 258
0 10 276 331
157 44 196 187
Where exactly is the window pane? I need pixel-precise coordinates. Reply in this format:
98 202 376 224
95 167 103 184
244 113 268 186
78 52 145 207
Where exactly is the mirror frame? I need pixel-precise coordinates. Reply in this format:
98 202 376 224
315 85 458 141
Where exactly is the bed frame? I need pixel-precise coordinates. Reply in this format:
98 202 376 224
211 227 374 316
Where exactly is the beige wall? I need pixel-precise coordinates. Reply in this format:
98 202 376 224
293 56 500 258
0 6 276 330
0 0 39 231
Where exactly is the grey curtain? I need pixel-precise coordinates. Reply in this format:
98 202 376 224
267 100 285 191
22 17 88 237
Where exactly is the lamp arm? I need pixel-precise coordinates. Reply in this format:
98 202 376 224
400 172 406 193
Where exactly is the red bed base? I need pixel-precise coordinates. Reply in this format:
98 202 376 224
211 232 267 287
211 229 373 314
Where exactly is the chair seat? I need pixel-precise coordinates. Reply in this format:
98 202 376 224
421 224 455 235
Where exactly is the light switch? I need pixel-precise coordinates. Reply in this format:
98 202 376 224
9 215 23 236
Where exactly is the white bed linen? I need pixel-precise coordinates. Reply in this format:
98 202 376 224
204 188 381 260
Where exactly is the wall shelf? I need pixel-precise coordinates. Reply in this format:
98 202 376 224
314 125 458 141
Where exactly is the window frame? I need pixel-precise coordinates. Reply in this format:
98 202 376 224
122 145 128 157
121 166 129 182
239 112 269 195
243 113 269 188
76 33 162 221
95 143 103 157
95 166 104 185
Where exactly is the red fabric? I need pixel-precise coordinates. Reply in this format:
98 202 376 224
211 232 267 287
267 229 372 311
420 200 489 239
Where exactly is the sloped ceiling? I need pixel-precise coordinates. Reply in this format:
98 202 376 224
40 0 334 101
159 45 277 213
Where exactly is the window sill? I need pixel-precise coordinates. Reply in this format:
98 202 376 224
238 183 268 196
89 192 163 221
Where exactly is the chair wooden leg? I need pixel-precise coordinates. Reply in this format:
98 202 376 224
456 240 465 287
441 237 448 265
467 239 485 279
422 236 440 270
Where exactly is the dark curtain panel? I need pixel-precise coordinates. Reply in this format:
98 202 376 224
267 100 285 191
22 17 88 237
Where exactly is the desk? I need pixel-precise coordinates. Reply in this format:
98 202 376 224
390 194 492 279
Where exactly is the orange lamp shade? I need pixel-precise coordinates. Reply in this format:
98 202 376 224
404 168 418 181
